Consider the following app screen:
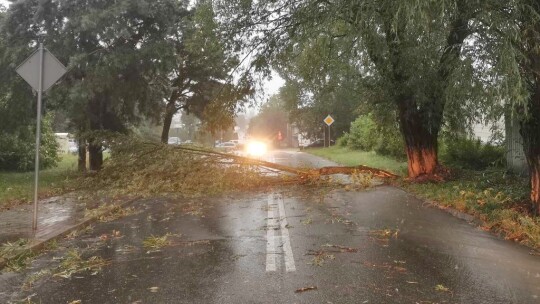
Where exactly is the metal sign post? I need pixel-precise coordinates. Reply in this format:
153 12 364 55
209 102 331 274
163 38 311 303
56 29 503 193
16 41 67 231
323 115 335 148
32 43 44 231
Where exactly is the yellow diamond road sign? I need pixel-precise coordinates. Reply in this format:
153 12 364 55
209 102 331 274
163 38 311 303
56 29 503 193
324 115 335 126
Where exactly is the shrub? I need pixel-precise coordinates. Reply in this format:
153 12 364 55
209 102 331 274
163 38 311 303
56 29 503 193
0 115 59 171
345 114 406 159
337 133 349 147
375 127 406 159
440 136 504 170
347 114 377 151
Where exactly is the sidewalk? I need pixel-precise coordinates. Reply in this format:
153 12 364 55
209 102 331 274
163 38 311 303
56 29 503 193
0 193 114 245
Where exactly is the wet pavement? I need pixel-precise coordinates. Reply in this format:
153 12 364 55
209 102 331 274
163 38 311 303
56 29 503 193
1 150 539 303
0 193 125 245
0 194 88 245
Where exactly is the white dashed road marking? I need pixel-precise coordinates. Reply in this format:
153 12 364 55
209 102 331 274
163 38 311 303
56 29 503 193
277 195 296 272
265 196 278 272
265 193 296 272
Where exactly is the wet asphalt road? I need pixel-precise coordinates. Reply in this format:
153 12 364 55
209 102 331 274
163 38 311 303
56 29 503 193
2 150 540 303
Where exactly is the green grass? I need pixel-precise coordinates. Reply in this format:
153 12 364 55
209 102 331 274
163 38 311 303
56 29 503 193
0 154 78 209
306 146 540 249
306 146 408 175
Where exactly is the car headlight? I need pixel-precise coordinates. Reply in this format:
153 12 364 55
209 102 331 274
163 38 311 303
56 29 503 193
246 141 267 156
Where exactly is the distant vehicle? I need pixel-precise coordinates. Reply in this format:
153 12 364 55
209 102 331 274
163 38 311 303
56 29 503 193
216 141 237 152
301 139 335 149
68 139 78 154
68 144 78 154
245 141 267 157
167 137 181 145
181 140 193 145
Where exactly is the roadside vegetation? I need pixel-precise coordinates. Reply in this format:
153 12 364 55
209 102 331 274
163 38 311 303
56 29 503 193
308 146 540 249
0 154 77 210
308 146 407 176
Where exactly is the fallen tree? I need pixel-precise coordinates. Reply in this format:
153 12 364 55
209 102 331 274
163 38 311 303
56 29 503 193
165 144 399 180
76 138 398 198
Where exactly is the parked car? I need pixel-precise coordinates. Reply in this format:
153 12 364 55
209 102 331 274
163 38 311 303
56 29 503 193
68 144 78 154
300 139 335 149
167 137 181 145
216 141 237 152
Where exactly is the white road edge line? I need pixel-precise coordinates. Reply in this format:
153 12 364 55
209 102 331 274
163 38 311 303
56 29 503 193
266 195 278 272
277 195 296 272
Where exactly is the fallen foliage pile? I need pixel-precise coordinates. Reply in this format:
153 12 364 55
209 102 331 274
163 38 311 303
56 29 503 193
77 138 397 198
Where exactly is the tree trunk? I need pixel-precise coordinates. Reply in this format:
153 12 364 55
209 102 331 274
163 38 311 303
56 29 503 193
77 139 86 172
161 100 176 144
88 143 103 171
397 99 440 178
520 87 540 215
529 159 540 215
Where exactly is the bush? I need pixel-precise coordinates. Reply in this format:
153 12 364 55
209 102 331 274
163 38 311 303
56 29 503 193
337 133 349 147
347 114 377 151
0 115 59 171
440 137 504 170
346 114 406 159
375 127 406 159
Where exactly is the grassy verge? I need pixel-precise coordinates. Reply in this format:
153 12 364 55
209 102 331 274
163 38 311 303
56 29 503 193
0 154 78 210
307 147 540 249
306 146 408 175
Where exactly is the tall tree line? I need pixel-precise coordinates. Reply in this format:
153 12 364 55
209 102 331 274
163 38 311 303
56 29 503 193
215 0 540 214
1 0 251 171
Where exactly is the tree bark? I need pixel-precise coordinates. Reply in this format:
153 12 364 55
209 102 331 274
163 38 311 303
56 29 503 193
520 87 540 215
397 99 440 178
88 143 103 171
161 100 176 143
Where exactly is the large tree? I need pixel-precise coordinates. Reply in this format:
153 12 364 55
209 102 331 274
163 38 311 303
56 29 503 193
5 0 190 170
518 1 540 214
216 0 487 178
486 0 540 214
160 1 252 143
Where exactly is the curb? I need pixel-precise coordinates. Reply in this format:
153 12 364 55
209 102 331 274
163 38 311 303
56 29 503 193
0 196 140 271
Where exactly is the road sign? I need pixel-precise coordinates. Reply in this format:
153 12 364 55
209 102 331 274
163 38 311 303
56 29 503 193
16 43 67 231
16 48 67 92
324 115 335 126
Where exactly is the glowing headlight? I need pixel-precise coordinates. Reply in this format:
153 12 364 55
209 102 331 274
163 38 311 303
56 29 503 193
246 141 267 156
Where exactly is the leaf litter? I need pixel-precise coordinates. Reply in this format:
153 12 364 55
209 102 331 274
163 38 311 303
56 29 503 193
142 233 180 252
295 286 318 293
307 243 360 266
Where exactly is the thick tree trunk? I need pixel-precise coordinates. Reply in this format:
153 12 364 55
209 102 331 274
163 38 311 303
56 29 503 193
88 143 103 171
529 159 540 215
405 144 438 178
161 101 176 144
520 87 540 215
397 99 440 178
